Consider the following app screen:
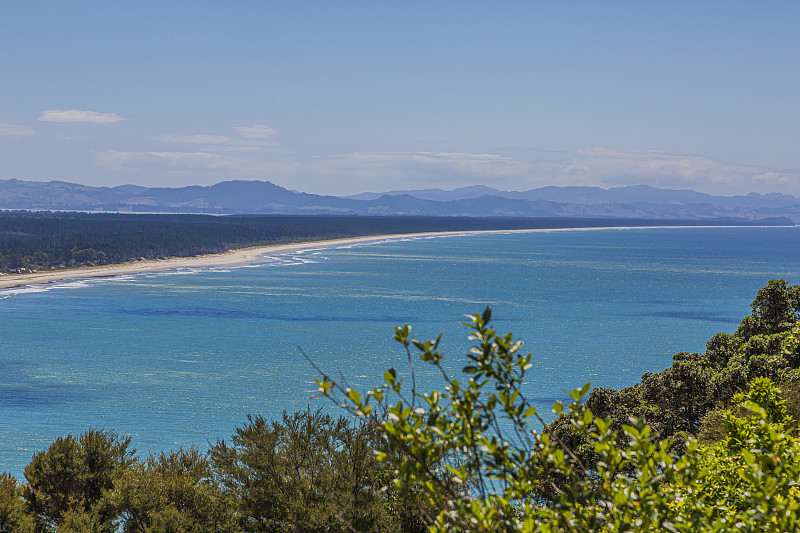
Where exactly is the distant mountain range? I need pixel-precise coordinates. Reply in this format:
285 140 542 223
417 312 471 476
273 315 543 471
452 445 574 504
1 178 799 223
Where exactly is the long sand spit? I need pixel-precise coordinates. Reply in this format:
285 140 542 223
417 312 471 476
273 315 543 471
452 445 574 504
0 226 774 290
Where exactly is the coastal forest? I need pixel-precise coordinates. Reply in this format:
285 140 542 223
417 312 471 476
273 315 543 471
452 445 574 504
0 211 781 273
2 280 800 532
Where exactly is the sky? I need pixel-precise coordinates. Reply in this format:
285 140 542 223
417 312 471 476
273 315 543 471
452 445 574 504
1 1 799 196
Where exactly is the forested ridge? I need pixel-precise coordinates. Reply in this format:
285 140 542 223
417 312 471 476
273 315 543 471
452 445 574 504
3 281 800 531
0 211 784 273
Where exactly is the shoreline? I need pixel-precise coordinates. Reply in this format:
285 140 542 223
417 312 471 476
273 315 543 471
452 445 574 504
0 225 787 290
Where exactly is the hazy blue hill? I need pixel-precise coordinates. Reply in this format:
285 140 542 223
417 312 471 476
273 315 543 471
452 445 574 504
446 195 555 217
505 186 609 203
355 183 800 209
0 178 798 221
0 179 363 214
347 185 502 202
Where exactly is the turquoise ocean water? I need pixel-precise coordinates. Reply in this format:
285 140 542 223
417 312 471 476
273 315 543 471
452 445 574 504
2 226 800 477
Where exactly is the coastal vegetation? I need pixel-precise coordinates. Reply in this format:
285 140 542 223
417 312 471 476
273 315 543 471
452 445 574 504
2 280 800 531
0 211 781 274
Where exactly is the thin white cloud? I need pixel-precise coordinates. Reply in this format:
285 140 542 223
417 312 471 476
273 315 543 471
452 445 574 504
562 148 800 195
151 134 232 145
232 125 277 139
150 126 277 152
39 109 127 124
55 133 90 141
97 150 229 171
94 146 800 197
320 152 527 182
0 122 35 137
220 142 274 152
95 149 536 193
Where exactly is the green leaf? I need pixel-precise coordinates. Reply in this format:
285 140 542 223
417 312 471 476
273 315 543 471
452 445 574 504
346 388 361 404
482 306 492 324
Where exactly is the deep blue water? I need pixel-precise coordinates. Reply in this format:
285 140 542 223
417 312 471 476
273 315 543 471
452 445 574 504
2 226 800 477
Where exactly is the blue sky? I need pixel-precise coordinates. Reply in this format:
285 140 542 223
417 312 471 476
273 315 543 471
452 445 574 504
1 2 799 196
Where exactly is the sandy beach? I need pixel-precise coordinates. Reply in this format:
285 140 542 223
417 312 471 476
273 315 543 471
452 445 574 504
0 225 771 290
0 229 493 290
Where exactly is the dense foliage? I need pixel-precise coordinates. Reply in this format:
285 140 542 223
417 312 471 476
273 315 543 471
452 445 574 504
0 211 764 273
546 279 800 471
3 280 800 531
1 411 431 532
316 280 800 531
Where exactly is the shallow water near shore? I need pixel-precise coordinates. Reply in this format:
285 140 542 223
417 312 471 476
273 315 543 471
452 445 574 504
2 226 800 477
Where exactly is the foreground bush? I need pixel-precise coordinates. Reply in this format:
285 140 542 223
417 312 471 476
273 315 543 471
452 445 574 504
24 429 133 532
549 279 800 458
317 303 800 531
210 409 428 532
0 411 428 532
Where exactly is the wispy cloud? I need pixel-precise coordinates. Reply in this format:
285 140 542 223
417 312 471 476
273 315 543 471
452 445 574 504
39 109 127 124
95 145 800 197
150 134 233 145
149 125 278 152
231 125 277 139
97 151 229 171
321 152 527 180
55 133 90 141
0 122 35 137
95 149 537 193
563 148 800 194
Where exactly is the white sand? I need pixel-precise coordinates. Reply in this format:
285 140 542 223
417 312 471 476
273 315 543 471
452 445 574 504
0 225 767 289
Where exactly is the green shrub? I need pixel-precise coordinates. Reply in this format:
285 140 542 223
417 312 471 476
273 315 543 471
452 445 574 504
316 307 800 531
